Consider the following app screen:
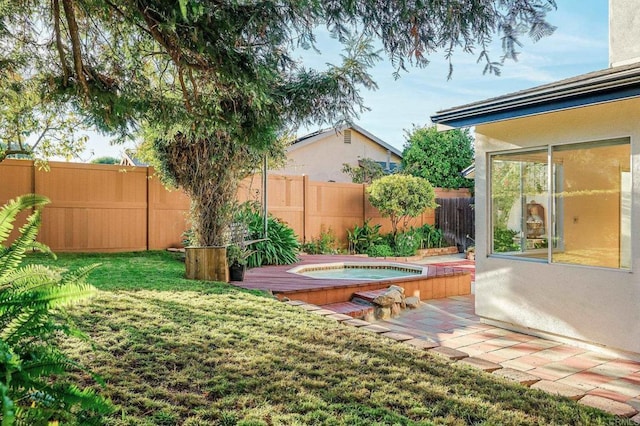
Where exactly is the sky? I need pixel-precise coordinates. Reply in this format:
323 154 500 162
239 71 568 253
82 1 610 161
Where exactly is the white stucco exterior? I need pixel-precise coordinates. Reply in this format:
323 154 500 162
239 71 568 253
610 0 640 66
274 128 402 182
473 97 640 358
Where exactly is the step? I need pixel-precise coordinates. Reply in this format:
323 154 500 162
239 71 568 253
323 301 374 319
352 289 389 303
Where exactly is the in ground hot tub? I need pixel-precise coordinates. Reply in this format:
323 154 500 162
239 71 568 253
287 262 427 280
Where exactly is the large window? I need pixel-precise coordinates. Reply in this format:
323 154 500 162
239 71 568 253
490 139 631 269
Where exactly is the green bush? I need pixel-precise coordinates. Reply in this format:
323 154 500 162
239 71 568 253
366 244 394 257
236 202 300 268
347 219 382 254
415 224 446 249
301 229 338 255
367 174 437 238
393 232 420 256
493 226 520 252
0 194 111 425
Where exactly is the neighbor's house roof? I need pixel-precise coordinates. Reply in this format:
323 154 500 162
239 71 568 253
431 62 640 129
291 124 403 158
120 150 148 167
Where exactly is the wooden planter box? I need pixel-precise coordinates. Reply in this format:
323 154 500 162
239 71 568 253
185 246 229 282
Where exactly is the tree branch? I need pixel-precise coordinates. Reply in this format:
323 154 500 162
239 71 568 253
52 0 71 87
61 0 90 98
30 120 54 151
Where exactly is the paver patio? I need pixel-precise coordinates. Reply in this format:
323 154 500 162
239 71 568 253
373 294 640 417
267 253 640 418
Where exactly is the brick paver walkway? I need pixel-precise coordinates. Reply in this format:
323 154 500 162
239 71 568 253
374 294 640 419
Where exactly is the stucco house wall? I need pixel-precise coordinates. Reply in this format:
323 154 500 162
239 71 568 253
473 97 640 357
275 128 402 182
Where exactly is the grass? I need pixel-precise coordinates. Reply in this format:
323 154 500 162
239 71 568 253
25 251 619 425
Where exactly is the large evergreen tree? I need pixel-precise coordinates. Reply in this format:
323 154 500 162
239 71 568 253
402 125 475 189
0 0 556 245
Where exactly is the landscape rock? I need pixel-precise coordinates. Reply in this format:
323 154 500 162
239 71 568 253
405 296 420 309
388 285 405 295
390 303 403 317
373 286 404 307
375 306 392 320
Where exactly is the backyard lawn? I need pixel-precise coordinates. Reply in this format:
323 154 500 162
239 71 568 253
27 251 618 425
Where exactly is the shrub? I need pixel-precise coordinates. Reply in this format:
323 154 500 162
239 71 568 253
0 194 111 425
393 232 421 256
301 228 338 255
416 224 446 249
347 219 382 254
235 202 300 268
366 244 394 258
493 226 520 252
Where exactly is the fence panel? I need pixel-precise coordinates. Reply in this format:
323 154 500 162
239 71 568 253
34 163 148 252
305 180 364 245
237 174 305 239
147 170 191 249
435 197 475 251
0 160 35 244
0 158 473 251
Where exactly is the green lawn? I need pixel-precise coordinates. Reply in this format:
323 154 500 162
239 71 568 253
26 251 616 425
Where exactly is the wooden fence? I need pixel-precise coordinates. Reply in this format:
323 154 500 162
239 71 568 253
0 159 470 252
435 197 475 251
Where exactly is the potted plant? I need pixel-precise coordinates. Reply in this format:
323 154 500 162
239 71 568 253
465 246 476 261
227 244 253 281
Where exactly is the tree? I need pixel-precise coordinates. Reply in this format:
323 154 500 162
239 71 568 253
0 71 89 162
91 156 119 165
1 0 557 247
367 174 437 238
402 125 474 189
342 158 386 184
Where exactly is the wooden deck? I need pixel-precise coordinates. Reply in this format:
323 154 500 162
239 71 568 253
233 255 472 305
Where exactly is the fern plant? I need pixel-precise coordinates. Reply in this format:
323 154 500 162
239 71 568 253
0 194 110 425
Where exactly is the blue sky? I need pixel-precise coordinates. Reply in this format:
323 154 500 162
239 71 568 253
86 1 609 159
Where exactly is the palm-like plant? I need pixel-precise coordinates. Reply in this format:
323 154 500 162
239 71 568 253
0 194 110 425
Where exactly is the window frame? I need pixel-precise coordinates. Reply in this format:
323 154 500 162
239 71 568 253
487 138 632 271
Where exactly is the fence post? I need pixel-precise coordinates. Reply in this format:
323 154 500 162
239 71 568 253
303 174 309 243
146 167 151 251
362 183 366 227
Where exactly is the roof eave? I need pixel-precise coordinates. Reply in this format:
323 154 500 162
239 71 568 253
431 65 640 128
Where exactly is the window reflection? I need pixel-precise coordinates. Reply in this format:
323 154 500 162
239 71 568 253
490 139 630 270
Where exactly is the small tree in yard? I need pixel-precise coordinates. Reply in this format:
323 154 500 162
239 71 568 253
367 175 437 239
